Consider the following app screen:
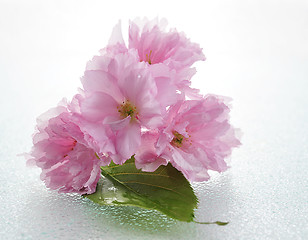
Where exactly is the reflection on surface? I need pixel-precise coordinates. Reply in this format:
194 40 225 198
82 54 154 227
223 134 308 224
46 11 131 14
17 184 198 239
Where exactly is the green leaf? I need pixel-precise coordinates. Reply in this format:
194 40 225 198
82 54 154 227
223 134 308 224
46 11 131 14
85 156 198 222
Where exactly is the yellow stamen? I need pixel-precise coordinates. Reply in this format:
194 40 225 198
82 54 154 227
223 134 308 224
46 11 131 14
171 131 185 148
145 50 152 64
95 152 100 160
117 100 138 120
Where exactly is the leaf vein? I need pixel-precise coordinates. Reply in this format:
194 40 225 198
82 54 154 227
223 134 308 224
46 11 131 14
110 172 178 180
122 181 187 198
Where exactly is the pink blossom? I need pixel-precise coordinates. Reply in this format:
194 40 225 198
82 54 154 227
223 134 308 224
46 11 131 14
135 96 241 182
129 18 205 69
129 18 205 99
80 49 163 164
27 100 102 194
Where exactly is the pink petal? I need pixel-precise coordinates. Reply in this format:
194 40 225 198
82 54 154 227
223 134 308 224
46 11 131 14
115 122 141 162
104 116 130 131
135 132 168 171
80 92 118 122
108 20 125 46
82 70 122 101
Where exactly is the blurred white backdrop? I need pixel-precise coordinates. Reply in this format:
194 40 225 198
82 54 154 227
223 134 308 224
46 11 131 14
0 0 307 239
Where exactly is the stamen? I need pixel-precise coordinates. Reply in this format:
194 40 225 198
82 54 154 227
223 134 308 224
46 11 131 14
63 139 77 158
145 50 152 65
117 100 138 120
171 131 185 148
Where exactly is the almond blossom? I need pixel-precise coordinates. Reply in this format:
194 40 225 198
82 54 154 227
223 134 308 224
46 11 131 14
135 96 241 181
27 100 103 194
27 18 241 196
129 18 205 99
80 49 162 164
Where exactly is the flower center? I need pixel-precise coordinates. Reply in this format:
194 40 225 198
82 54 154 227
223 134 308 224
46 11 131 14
171 131 185 148
63 139 77 158
117 101 137 119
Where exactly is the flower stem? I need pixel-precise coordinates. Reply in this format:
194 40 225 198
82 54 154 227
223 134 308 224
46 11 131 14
193 220 229 226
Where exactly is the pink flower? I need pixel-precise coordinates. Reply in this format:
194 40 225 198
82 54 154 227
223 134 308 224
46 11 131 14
27 99 102 194
135 96 241 182
80 49 163 164
129 18 205 99
129 18 205 70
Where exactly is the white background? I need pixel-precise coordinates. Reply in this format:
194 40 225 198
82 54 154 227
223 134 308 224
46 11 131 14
0 0 307 239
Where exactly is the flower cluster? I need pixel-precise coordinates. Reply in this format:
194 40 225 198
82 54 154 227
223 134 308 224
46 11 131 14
27 18 240 194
